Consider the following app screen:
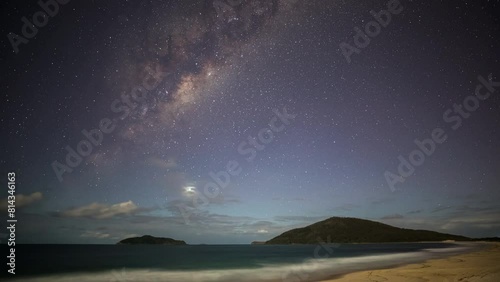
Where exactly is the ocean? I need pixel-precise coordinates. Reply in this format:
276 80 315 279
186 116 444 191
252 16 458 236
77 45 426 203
2 243 480 281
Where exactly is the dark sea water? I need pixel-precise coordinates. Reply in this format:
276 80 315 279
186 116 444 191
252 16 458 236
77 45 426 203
1 243 481 282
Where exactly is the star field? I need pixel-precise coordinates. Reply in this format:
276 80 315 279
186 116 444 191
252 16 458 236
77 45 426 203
1 0 500 243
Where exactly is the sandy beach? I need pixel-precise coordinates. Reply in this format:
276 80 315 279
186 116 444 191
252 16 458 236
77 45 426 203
322 243 500 282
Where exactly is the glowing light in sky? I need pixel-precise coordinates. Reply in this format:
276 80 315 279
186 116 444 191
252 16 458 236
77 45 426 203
184 186 196 194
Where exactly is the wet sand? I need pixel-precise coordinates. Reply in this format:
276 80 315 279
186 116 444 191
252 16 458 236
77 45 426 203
322 243 500 282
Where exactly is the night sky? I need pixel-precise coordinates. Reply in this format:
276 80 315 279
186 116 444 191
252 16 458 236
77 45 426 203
1 0 500 244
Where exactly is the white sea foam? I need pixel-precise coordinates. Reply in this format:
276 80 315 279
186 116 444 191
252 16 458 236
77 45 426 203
12 245 478 282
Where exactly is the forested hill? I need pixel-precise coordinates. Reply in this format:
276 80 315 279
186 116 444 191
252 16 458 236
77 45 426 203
265 217 470 244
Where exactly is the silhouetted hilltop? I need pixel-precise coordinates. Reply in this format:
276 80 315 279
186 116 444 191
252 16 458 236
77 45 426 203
265 217 470 244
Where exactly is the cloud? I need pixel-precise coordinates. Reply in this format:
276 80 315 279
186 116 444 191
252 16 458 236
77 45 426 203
380 213 404 220
330 203 359 212
273 215 326 223
440 213 500 231
147 157 177 169
369 197 396 207
272 197 306 202
1 192 43 211
406 209 422 214
18 192 43 207
431 205 453 213
121 233 141 240
377 204 500 238
141 206 291 237
81 230 143 240
81 230 111 239
60 200 139 219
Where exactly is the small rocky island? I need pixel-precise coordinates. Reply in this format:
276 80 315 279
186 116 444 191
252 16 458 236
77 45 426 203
117 235 186 245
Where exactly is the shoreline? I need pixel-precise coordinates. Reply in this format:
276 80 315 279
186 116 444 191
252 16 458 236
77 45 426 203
320 242 500 281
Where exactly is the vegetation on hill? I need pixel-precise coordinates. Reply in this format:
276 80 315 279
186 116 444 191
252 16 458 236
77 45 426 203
265 217 470 244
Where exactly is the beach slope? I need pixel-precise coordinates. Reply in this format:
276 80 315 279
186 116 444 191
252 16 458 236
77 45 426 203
323 243 500 281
